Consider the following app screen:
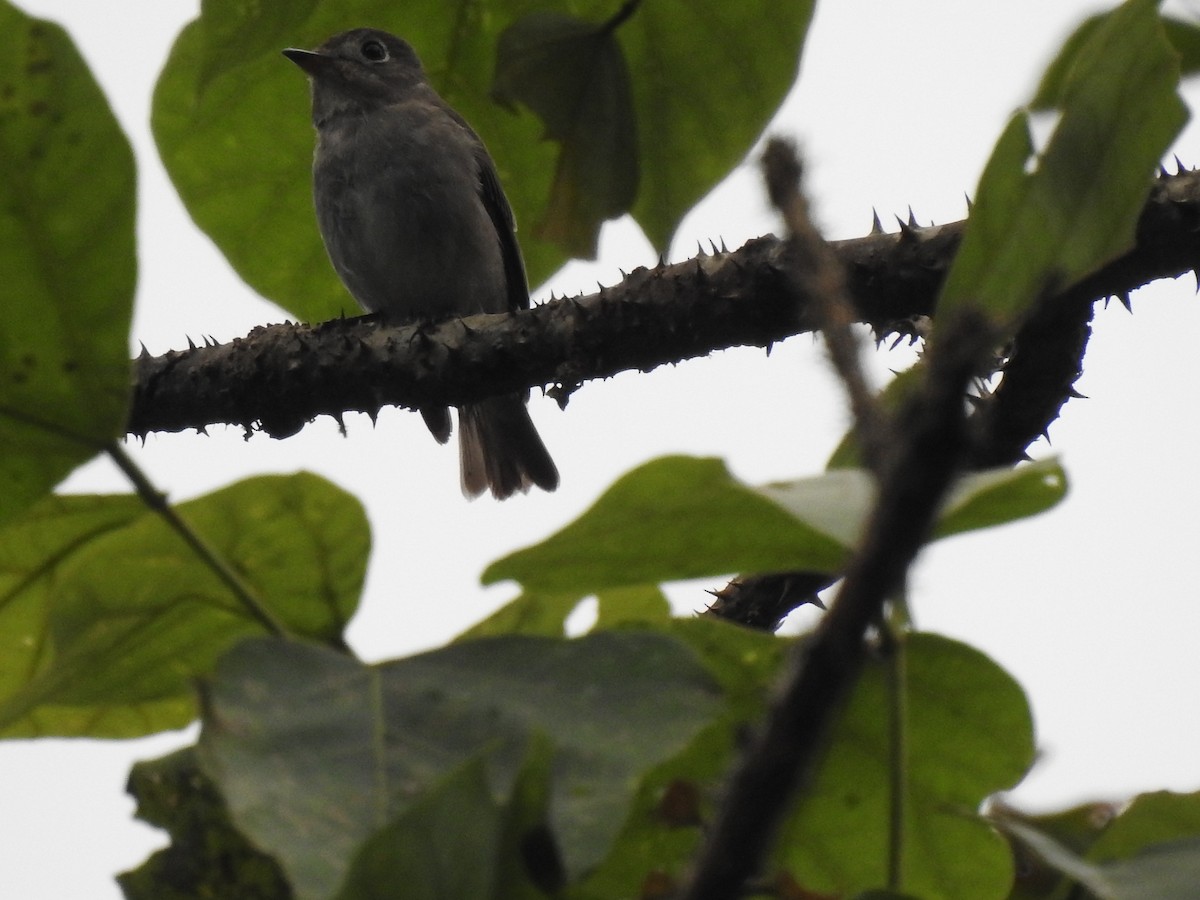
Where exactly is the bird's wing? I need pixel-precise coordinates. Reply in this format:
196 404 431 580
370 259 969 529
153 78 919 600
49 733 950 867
475 149 531 313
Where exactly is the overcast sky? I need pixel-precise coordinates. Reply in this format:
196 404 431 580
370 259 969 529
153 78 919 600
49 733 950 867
2 2 1199 898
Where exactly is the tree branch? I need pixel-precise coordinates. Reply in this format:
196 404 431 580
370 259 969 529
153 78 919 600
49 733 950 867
127 169 1200 441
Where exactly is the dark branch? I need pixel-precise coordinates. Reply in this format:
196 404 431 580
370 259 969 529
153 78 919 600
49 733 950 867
679 309 999 900
127 169 1200 441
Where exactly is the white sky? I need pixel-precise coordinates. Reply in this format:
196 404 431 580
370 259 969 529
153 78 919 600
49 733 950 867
2 2 1199 898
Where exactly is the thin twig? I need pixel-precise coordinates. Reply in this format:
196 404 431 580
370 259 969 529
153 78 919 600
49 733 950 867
762 137 886 471
104 441 290 639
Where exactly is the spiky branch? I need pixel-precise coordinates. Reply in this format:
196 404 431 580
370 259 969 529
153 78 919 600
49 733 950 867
128 169 1200 442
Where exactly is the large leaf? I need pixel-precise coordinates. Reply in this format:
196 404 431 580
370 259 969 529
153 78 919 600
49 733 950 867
773 634 1034 898
492 11 638 258
1033 14 1200 104
198 631 722 899
482 456 850 596
151 0 813 320
939 0 1187 326
336 758 505 900
0 473 367 738
0 3 136 525
482 457 1067 615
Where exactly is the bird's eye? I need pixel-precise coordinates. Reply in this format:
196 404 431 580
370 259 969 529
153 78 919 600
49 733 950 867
361 40 388 62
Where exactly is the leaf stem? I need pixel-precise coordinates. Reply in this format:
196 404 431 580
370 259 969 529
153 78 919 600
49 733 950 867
883 594 911 891
104 440 289 638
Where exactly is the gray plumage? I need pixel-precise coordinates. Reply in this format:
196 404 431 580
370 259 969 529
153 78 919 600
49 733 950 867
284 28 558 499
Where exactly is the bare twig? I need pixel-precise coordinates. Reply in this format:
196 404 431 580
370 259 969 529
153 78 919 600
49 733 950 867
762 137 886 471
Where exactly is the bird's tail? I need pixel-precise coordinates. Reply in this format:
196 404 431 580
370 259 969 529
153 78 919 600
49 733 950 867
458 397 558 500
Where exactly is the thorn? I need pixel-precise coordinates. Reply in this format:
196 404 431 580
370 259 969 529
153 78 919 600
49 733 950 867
719 237 729 253
706 239 718 256
907 205 919 227
895 215 918 241
334 412 347 437
889 333 905 350
186 335 197 350
1160 162 1171 178
1175 154 1187 175
196 425 208 436
1192 269 1200 293
1118 291 1132 312
870 208 884 234
597 282 606 294
764 340 774 356
658 252 668 268
697 241 707 257
1068 387 1088 399
964 192 974 213
1041 429 1053 445
618 268 628 279
138 342 149 359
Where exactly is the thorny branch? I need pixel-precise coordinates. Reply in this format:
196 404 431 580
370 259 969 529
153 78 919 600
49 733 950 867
127 168 1200 443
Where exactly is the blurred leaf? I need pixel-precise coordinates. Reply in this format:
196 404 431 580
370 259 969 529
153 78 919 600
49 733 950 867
0 5 135 525
933 458 1066 539
1101 836 1200 899
199 631 721 899
774 634 1034 898
0 473 367 738
595 584 672 629
482 456 849 596
493 11 638 257
576 618 784 896
940 0 1187 326
152 1 813 318
991 799 1116 898
118 747 291 900
1087 791 1200 864
997 792 1200 899
336 758 503 900
457 590 584 640
481 457 1067 634
1033 14 1200 106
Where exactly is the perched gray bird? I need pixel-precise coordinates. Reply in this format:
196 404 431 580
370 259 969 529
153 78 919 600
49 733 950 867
284 28 558 500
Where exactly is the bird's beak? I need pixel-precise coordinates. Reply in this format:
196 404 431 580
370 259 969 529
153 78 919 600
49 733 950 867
282 47 332 76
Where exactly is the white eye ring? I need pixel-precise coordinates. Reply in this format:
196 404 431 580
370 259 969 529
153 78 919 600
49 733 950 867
361 40 388 62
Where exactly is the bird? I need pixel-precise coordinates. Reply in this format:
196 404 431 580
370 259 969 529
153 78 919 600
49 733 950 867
284 28 558 500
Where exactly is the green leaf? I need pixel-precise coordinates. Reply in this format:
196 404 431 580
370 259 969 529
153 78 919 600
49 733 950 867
939 0 1188 326
576 618 785 896
152 1 813 318
773 634 1034 899
337 757 504 900
1102 836 1200 899
492 11 638 258
1033 15 1200 106
0 473 368 737
199 632 722 899
933 458 1067 539
478 457 1067 639
0 5 136 525
1087 791 1200 865
118 747 291 900
483 456 849 596
997 793 1200 899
